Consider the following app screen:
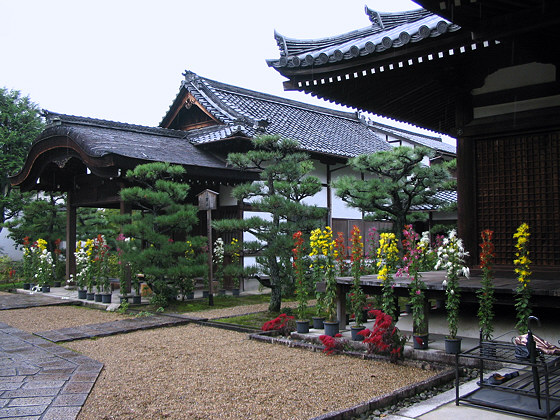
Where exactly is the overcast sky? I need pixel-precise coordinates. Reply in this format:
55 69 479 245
1 1 452 140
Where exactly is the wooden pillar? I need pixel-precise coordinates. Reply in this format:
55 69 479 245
326 164 332 227
120 199 132 295
457 135 477 267
65 190 77 280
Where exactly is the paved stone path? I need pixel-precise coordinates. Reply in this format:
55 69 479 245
0 292 207 419
0 292 72 310
34 314 201 343
0 322 103 420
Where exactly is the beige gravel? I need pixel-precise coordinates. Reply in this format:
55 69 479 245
68 324 435 420
0 305 129 332
2 302 438 419
186 300 301 320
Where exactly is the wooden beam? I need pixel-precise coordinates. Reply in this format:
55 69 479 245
65 189 77 281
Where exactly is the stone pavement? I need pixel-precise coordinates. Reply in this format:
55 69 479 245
0 322 103 420
0 292 72 310
0 292 205 419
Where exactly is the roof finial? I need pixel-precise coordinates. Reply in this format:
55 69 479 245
254 117 270 133
182 70 198 82
365 6 384 30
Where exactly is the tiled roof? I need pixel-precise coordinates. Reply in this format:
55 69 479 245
371 122 456 155
174 72 392 158
410 190 457 211
39 111 235 170
267 7 460 70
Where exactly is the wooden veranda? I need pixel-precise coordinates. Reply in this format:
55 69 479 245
333 272 560 331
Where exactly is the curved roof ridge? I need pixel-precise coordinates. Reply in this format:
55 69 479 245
268 11 459 69
42 110 189 139
365 7 432 30
182 72 242 124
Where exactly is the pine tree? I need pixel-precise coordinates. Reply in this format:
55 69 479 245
333 146 452 241
0 88 44 229
213 135 326 312
117 162 204 306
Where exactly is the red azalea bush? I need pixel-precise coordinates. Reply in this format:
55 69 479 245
319 333 348 355
262 313 296 336
359 309 407 363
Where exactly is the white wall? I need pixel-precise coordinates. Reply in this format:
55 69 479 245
0 228 22 260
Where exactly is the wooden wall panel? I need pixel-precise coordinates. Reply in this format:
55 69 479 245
475 132 560 267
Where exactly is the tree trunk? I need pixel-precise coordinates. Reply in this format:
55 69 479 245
268 284 282 312
267 254 282 312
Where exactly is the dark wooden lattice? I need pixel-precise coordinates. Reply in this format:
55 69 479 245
476 131 560 267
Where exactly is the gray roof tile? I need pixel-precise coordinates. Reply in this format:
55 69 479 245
177 72 392 158
267 8 460 70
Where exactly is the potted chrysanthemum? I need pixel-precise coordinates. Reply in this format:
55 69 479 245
293 231 310 333
436 229 469 354
310 227 339 336
349 225 367 341
398 226 431 350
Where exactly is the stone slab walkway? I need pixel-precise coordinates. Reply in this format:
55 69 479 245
34 315 201 343
0 292 71 310
0 322 103 420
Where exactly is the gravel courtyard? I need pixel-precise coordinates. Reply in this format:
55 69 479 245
2 304 437 420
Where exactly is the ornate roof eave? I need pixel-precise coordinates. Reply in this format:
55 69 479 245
270 30 503 134
10 132 118 191
11 115 260 192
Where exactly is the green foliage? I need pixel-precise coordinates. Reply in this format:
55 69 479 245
4 192 66 249
0 255 19 284
213 135 326 312
117 300 129 314
0 88 44 227
333 146 451 240
116 162 203 307
4 193 120 252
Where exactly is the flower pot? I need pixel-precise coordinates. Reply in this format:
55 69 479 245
445 338 462 354
202 290 209 299
323 320 339 337
23 283 31 290
351 325 366 341
186 292 194 300
101 293 112 304
413 334 429 350
312 316 325 329
94 293 103 302
218 289 226 296
345 314 350 325
86 292 95 300
232 288 240 297
78 289 87 299
295 320 310 334
119 295 129 303
41 285 50 293
362 309 369 321
405 303 412 313
53 281 62 288
132 295 142 304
